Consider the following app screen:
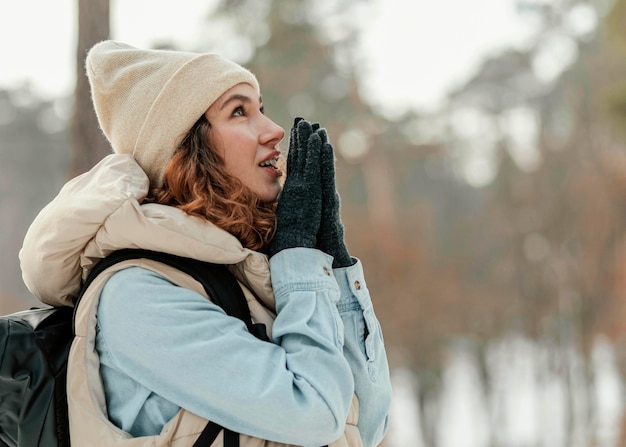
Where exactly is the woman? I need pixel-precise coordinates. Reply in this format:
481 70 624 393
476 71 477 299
20 41 391 447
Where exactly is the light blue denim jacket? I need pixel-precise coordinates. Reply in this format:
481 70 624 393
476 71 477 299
96 248 391 446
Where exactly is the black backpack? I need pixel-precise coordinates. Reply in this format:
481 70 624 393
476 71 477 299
0 249 267 447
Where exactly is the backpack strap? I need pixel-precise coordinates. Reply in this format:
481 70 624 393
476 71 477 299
75 248 255 331
74 248 268 447
193 422 239 447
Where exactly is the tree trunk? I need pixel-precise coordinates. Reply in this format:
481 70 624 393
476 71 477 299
70 0 110 179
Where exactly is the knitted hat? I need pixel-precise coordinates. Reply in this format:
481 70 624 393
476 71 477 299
86 40 260 187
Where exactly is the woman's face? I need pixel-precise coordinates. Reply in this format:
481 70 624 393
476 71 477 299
205 83 285 203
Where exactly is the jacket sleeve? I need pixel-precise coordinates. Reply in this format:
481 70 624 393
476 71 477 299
96 247 353 446
333 259 392 447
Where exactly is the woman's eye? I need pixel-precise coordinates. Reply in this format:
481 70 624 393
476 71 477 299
232 106 244 117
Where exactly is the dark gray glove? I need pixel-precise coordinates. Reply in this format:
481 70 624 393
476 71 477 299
267 118 323 258
316 126 354 268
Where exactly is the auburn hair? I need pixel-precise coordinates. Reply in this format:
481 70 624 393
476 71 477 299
146 114 277 252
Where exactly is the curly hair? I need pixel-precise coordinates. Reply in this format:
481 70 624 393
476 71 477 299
145 115 277 252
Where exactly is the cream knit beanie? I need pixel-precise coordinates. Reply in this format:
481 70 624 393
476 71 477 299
86 40 260 187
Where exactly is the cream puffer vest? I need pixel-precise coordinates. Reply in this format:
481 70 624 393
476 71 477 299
19 154 363 447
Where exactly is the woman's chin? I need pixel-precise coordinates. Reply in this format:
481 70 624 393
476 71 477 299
257 185 282 204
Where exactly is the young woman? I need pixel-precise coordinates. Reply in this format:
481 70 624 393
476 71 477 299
20 41 391 447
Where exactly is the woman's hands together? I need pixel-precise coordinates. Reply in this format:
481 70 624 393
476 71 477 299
315 124 354 268
268 118 354 268
267 118 321 257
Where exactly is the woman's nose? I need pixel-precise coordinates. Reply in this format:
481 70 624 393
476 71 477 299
260 116 285 147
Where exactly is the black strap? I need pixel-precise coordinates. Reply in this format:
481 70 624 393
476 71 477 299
74 248 254 331
190 423 240 447
192 421 223 446
224 428 240 447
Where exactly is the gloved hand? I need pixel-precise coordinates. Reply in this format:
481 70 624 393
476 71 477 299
316 126 355 268
267 118 323 258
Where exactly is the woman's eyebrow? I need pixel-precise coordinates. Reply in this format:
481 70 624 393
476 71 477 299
219 94 263 110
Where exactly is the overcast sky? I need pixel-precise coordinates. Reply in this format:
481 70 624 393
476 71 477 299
0 0 538 114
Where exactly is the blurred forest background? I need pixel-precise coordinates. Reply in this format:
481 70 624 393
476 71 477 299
3 0 626 445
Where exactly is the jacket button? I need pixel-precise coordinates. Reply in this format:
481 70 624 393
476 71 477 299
354 280 361 290
323 267 331 276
